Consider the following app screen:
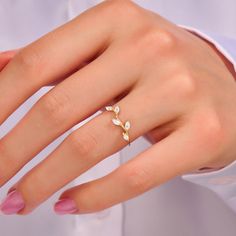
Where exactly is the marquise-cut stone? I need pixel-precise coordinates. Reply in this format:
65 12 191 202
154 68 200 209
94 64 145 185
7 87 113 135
114 106 120 114
122 132 129 141
105 106 113 111
124 121 130 130
112 118 121 126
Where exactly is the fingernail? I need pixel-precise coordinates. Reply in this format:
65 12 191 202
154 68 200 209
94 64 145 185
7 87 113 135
0 190 25 214
54 198 78 215
7 187 16 195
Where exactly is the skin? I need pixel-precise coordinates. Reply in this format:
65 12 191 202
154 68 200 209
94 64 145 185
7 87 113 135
0 0 236 215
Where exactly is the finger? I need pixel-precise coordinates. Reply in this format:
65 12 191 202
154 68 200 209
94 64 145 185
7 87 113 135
0 43 139 189
54 120 216 214
0 82 181 215
0 50 18 71
0 1 113 124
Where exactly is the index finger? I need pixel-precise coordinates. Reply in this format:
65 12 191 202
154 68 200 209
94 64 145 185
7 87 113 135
0 1 114 125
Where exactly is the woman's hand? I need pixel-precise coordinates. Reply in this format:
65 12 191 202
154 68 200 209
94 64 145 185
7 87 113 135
0 0 236 215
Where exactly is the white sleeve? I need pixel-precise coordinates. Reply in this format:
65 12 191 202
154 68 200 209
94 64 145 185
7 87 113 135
179 25 236 212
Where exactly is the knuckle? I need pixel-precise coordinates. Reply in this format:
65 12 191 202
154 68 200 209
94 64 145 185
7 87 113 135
18 173 47 207
68 131 99 159
170 70 198 101
124 165 154 193
100 0 143 27
195 110 225 152
134 28 178 63
142 29 177 56
202 113 224 144
13 47 45 75
38 91 71 126
102 0 140 17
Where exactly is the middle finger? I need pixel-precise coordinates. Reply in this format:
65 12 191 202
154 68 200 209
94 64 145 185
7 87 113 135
0 44 138 187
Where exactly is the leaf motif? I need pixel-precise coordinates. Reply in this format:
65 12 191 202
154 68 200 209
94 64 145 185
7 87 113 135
112 118 121 126
124 121 131 130
122 132 129 141
114 106 120 114
105 106 113 111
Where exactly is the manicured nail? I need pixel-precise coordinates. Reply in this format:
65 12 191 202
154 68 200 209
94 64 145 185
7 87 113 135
54 198 78 215
7 187 16 195
0 190 25 215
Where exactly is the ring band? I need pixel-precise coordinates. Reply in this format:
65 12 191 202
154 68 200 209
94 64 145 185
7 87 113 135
105 105 131 146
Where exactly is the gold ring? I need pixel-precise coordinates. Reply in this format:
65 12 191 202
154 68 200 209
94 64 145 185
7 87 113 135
105 105 131 146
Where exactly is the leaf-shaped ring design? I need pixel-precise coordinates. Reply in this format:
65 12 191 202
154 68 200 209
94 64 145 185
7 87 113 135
105 105 131 146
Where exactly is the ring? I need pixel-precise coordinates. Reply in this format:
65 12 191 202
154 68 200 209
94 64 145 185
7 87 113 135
105 105 131 146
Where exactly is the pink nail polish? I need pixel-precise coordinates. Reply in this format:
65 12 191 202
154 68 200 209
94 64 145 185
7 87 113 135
0 190 25 215
54 198 78 215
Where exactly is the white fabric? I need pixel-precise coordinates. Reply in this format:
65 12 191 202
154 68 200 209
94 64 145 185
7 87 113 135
0 1 236 236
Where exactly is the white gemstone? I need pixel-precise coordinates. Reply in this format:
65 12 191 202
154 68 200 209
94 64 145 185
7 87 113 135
112 118 121 126
114 106 120 114
122 132 129 141
124 121 130 130
105 106 113 111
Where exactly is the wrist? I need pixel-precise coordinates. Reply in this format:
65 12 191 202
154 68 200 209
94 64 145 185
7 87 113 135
190 31 236 81
205 39 236 80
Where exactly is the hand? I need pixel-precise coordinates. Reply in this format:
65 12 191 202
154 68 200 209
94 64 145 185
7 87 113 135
0 0 236 215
